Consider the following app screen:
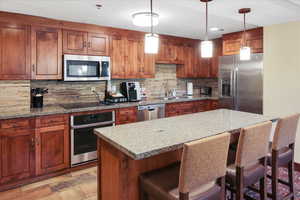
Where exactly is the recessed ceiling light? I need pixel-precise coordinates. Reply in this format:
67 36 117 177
96 4 102 9
210 27 224 32
132 12 159 27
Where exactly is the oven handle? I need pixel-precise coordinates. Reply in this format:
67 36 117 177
71 121 115 129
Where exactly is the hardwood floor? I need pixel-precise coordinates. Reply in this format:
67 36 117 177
0 167 97 200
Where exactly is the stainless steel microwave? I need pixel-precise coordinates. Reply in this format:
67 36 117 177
64 54 111 81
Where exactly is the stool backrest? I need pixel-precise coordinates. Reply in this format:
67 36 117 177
235 121 272 167
272 113 300 150
178 133 230 194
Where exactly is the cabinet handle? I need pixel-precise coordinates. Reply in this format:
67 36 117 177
88 42 91 48
36 136 40 145
83 42 87 47
32 64 35 72
31 137 35 149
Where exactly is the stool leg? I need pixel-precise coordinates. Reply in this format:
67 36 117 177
272 150 279 200
236 167 244 200
259 176 267 200
288 161 295 200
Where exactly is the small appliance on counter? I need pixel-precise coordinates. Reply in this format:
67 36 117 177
187 82 193 97
105 93 128 103
31 88 48 108
120 82 142 102
200 86 212 96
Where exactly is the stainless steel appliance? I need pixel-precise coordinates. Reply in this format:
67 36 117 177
64 54 111 81
31 88 48 108
70 111 115 166
120 82 142 102
219 53 263 114
200 87 212 96
137 104 165 121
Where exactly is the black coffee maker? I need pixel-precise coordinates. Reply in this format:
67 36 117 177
31 88 48 108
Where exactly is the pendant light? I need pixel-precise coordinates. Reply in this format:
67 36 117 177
144 0 159 54
132 12 159 27
239 8 251 61
200 0 213 58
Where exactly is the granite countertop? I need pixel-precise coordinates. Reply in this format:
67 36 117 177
94 109 277 160
0 96 218 120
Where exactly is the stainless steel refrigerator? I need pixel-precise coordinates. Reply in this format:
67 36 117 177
218 53 263 114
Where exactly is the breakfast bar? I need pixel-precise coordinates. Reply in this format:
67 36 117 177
94 109 277 200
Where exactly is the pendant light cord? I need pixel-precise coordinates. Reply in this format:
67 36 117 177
205 1 208 41
243 13 246 47
150 0 153 35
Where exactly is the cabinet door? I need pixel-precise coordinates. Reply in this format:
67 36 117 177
142 53 155 78
246 28 263 53
35 125 69 175
116 107 137 125
63 30 87 54
111 35 125 79
31 26 62 80
210 38 222 78
199 58 211 78
0 129 35 184
87 33 109 56
124 38 140 79
0 23 30 80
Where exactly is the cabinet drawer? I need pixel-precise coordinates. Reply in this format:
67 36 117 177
36 114 68 128
0 118 34 129
194 100 210 112
210 100 219 110
116 107 137 125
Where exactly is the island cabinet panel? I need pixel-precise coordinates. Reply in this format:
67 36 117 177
0 128 36 184
0 22 30 80
116 107 137 125
35 114 69 175
31 26 62 80
222 27 263 56
99 139 181 200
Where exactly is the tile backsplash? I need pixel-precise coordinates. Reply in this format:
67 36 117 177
0 64 218 109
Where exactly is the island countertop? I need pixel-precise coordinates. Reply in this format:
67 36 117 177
94 109 277 160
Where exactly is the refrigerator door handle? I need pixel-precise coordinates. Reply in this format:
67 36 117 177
233 66 238 110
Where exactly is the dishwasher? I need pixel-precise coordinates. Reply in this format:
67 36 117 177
137 104 165 121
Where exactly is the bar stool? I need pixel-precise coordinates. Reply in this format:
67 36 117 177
268 114 300 200
226 121 272 200
139 132 231 200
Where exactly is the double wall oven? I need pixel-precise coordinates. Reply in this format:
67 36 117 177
70 111 115 166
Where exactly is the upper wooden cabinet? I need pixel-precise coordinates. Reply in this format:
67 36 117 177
156 39 183 64
111 35 155 79
222 27 263 56
63 30 109 56
31 26 62 80
0 22 30 80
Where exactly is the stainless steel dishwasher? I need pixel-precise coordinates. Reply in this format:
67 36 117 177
137 104 165 121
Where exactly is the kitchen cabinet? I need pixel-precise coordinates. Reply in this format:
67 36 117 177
0 119 35 184
116 107 138 125
31 26 62 80
210 100 219 110
63 30 109 56
222 27 263 56
35 114 69 175
0 22 30 80
111 35 155 79
156 39 183 64
194 100 211 112
176 43 197 78
210 38 222 78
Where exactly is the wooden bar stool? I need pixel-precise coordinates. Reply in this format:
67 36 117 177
268 114 300 200
139 133 231 200
226 121 272 200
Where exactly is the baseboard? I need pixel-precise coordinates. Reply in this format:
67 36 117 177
295 162 300 171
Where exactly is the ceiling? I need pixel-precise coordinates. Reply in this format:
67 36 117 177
1 0 300 39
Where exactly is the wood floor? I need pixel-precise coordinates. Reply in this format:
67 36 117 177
0 167 97 200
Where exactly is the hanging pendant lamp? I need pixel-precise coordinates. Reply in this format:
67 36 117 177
239 8 251 61
200 0 213 58
144 0 159 54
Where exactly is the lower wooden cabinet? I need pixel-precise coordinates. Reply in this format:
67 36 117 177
0 128 36 184
116 107 138 125
166 100 219 117
35 124 69 175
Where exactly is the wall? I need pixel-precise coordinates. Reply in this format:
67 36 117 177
264 21 300 162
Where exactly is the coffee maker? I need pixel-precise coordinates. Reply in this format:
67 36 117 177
31 88 48 108
120 82 141 102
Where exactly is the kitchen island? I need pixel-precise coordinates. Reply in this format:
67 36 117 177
94 109 276 200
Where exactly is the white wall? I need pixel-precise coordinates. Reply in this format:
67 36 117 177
264 21 300 162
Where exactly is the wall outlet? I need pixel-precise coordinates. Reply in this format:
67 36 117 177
91 87 96 92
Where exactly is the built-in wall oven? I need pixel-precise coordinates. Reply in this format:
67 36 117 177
70 111 115 166
64 54 111 81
